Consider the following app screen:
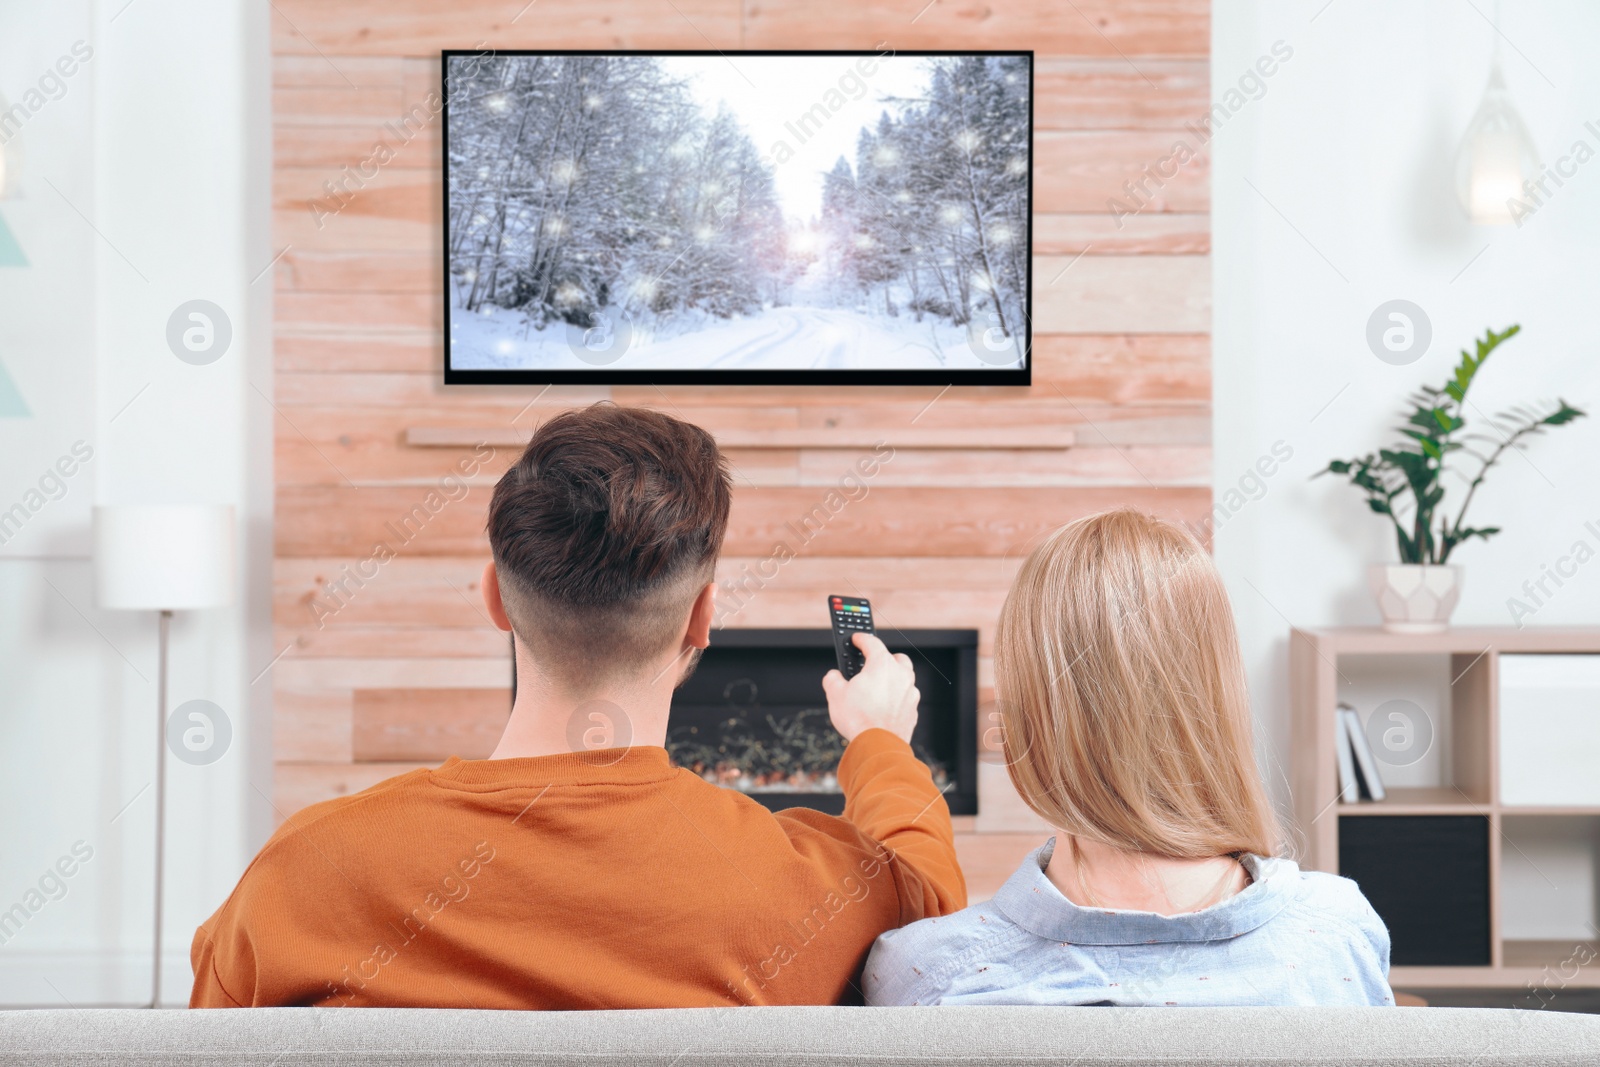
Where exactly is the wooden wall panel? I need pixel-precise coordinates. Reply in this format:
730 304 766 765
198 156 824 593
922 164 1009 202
275 656 511 692
276 429 1207 491
271 407 1208 490
1035 132 1208 214
738 1 1208 55
270 0 744 54
275 761 432 818
275 333 445 373
1034 59 1208 129
281 625 509 661
354 688 510 761
278 251 435 294
272 128 439 174
1035 213 1209 255
269 1 1205 56
277 484 1210 559
274 688 355 762
269 0 1214 875
1035 255 1210 334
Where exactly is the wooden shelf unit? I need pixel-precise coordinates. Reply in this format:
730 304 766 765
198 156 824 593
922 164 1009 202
1333 785 1490 816
1290 626 1600 990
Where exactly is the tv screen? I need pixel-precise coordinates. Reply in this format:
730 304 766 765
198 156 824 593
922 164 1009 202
442 50 1033 385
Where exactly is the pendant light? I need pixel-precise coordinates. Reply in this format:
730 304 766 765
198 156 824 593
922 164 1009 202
0 91 19 199
1453 10 1540 225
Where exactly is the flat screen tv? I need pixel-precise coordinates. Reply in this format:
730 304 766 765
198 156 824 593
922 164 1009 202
442 49 1033 385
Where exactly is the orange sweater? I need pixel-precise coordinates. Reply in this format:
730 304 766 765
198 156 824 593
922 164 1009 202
190 729 965 1008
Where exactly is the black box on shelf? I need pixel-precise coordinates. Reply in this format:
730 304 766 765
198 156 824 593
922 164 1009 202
1339 815 1492 967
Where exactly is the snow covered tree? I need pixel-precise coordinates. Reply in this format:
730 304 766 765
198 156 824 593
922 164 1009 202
844 55 1030 334
819 155 861 304
852 118 913 315
445 53 1033 366
447 55 786 329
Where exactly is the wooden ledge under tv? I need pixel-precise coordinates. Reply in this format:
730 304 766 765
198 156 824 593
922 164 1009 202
404 426 1076 451
1291 625 1600 990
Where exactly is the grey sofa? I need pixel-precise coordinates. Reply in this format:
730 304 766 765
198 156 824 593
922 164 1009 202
2 1006 1598 1066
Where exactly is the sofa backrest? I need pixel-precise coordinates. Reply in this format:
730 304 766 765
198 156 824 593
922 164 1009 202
1 1004 1595 1066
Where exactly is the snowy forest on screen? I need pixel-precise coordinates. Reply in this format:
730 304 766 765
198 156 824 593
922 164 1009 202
445 53 1031 372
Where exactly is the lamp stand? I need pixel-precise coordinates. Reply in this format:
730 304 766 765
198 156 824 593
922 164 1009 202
152 609 171 1009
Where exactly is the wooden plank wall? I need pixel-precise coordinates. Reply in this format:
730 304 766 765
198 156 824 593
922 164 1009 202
270 0 1211 899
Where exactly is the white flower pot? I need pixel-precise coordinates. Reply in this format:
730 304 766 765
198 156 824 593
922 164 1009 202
1368 564 1463 633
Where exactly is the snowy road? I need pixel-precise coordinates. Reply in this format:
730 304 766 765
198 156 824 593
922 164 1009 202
693 308 945 370
450 304 1024 372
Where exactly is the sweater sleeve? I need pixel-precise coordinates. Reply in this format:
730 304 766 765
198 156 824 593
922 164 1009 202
833 728 966 920
188 820 303 1008
190 919 251 1008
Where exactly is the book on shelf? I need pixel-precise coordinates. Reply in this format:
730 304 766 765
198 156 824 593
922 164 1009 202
1336 703 1360 804
1341 705 1387 802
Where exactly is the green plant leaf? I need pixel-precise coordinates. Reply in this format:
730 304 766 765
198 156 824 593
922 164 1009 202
1544 401 1586 425
1316 324 1585 569
1395 528 1421 563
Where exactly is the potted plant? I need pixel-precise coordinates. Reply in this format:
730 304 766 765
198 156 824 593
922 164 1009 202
1318 325 1585 632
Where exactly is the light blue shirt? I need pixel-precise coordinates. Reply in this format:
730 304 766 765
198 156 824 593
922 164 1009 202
865 839 1393 1007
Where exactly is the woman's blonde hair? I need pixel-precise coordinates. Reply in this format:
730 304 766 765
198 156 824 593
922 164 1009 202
995 508 1281 859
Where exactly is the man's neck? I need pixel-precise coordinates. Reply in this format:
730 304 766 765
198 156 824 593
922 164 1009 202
488 662 676 761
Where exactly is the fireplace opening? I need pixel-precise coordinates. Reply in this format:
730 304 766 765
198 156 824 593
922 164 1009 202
667 629 978 816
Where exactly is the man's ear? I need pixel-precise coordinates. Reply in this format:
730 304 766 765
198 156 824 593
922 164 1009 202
685 580 717 650
482 559 514 633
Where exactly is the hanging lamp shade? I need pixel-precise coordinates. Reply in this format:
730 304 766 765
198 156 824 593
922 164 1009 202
0 91 19 200
1453 62 1540 225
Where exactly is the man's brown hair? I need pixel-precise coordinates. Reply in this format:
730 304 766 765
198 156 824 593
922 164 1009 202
487 403 731 685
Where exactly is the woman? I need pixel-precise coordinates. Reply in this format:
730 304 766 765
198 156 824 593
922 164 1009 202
865 509 1392 1007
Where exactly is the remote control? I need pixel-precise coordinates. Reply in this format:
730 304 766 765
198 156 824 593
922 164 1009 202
828 595 875 679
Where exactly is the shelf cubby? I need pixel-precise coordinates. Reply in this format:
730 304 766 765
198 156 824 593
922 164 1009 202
1291 627 1600 990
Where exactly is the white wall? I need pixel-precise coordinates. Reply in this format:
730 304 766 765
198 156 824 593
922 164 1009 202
0 3 97 555
1212 1 1600 828
0 0 271 1006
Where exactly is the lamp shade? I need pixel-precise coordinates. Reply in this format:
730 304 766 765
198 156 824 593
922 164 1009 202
0 91 18 200
94 505 236 611
1454 63 1540 226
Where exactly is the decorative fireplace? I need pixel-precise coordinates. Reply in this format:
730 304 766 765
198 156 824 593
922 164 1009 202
667 629 979 816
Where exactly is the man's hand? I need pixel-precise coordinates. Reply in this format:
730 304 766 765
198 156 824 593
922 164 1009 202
822 633 919 744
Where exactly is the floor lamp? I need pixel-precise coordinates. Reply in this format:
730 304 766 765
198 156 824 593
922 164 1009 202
94 504 235 1008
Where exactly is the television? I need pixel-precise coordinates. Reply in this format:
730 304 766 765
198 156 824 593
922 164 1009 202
441 49 1033 385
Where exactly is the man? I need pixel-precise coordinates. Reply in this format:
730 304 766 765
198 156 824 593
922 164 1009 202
191 403 965 1008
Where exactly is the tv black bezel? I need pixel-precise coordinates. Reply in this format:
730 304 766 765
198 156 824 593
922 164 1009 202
440 48 1034 387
